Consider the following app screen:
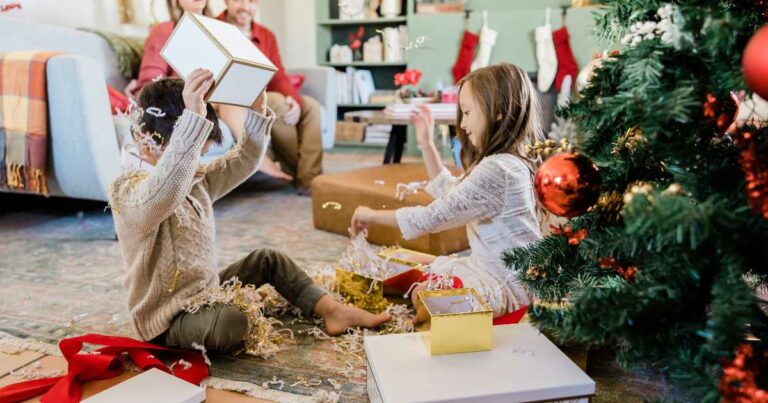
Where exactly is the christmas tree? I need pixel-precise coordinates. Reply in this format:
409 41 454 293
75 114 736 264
504 1 768 401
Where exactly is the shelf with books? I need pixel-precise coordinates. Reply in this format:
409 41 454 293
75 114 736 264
337 103 390 108
320 61 407 67
319 16 407 26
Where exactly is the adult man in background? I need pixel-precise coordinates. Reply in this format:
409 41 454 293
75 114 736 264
219 0 324 195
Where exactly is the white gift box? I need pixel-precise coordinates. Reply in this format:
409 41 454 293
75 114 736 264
82 368 205 403
364 323 595 402
161 12 277 108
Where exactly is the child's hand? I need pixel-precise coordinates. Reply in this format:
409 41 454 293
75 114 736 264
351 206 374 236
253 91 267 115
183 68 214 117
411 104 435 150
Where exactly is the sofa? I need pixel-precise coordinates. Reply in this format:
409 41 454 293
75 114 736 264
0 16 337 202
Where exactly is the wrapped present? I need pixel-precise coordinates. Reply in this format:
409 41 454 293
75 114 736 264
335 242 434 312
311 163 469 255
414 288 493 355
161 12 277 108
364 323 595 402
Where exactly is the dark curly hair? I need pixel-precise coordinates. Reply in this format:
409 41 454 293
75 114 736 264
137 78 222 146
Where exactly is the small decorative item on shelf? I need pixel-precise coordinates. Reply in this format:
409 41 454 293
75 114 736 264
380 26 404 62
330 44 353 63
414 288 493 355
380 0 402 18
415 0 465 14
339 0 365 20
395 68 438 103
367 0 381 18
363 36 384 63
349 26 365 61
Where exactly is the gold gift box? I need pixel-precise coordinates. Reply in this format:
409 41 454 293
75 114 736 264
335 268 389 313
415 288 493 355
335 248 434 312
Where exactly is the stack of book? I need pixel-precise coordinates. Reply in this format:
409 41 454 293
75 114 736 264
364 124 393 145
383 103 457 120
336 68 376 104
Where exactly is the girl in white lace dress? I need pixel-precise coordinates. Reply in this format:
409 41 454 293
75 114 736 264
351 63 546 318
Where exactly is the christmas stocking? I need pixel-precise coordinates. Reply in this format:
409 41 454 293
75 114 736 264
451 30 479 83
471 10 498 72
552 26 578 93
535 10 557 92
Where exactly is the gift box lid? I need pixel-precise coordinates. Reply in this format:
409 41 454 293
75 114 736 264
82 368 205 403
364 323 595 402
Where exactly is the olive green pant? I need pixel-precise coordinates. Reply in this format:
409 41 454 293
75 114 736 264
157 249 327 353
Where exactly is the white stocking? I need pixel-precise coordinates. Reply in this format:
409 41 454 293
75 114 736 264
471 11 498 72
535 8 558 92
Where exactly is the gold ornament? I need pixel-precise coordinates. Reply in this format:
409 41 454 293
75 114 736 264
623 182 654 206
525 138 571 158
612 127 647 155
593 191 624 225
118 0 135 24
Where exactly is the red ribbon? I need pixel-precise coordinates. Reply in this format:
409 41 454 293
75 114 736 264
0 334 209 403
551 224 588 246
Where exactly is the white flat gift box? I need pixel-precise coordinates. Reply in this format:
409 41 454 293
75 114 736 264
82 368 205 403
161 12 277 108
364 323 595 403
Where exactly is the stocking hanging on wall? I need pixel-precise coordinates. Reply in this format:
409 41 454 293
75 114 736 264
535 8 558 92
471 11 498 72
452 30 479 83
552 26 578 93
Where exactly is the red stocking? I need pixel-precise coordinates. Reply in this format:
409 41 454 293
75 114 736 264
552 26 578 93
451 30 479 83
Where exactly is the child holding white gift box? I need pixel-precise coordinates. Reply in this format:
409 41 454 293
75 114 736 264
351 63 546 319
111 71 390 353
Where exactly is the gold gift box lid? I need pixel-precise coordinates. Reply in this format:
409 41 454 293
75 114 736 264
415 288 493 355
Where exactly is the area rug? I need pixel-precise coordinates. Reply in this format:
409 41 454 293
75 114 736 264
0 153 689 402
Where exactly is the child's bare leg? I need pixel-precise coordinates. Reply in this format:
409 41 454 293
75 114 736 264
313 295 391 336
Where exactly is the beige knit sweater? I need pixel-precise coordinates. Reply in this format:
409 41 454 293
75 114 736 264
109 108 275 341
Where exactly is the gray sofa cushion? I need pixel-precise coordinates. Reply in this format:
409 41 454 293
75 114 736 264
0 16 128 89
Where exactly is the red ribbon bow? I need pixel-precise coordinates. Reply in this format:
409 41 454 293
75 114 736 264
550 224 588 246
0 334 209 403
598 257 638 282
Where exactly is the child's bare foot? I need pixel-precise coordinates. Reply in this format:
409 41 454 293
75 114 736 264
314 295 391 336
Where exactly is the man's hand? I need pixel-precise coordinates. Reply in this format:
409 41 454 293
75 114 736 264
283 96 301 126
183 69 214 116
124 79 139 99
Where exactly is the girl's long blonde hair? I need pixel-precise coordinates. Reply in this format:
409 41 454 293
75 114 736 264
456 63 546 177
456 63 549 225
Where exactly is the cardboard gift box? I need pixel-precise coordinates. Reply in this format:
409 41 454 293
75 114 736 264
414 288 493 355
311 164 469 255
161 12 277 108
335 247 435 312
364 323 596 403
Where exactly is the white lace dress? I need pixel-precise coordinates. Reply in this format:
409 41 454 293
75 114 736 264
395 154 542 317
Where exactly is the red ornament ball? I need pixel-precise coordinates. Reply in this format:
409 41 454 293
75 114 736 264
535 153 602 218
743 24 768 100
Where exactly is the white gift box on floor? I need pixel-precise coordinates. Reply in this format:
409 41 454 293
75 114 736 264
364 323 595 402
82 368 205 403
161 12 277 108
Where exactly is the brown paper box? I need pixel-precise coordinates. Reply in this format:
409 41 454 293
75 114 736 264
311 163 469 255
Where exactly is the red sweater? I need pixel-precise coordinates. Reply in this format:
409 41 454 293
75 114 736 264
137 17 302 107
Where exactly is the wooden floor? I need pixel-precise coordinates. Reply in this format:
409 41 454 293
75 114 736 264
0 344 272 403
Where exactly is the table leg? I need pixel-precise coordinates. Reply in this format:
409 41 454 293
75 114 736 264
384 125 407 164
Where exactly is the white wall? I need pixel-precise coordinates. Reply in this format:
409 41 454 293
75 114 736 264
7 0 317 67
259 0 317 68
